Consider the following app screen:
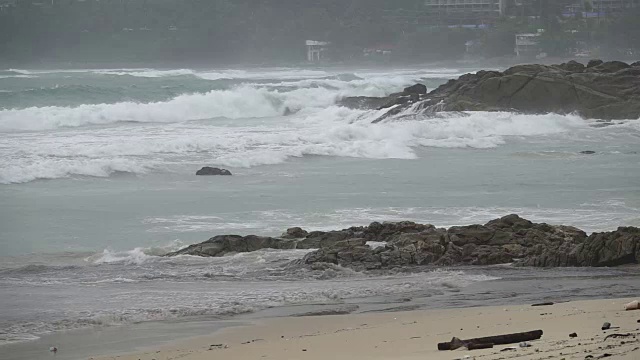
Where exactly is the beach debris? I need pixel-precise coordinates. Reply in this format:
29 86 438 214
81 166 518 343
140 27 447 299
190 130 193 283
602 322 611 330
241 339 264 345
570 333 578 338
603 333 635 341
597 354 612 359
625 300 639 311
532 302 554 307
501 347 518 352
580 151 596 155
302 349 307 352
519 342 532 348
437 330 543 351
49 346 58 353
467 343 493 350
208 344 228 350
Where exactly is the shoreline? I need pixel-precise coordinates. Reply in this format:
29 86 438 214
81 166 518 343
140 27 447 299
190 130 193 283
92 298 640 360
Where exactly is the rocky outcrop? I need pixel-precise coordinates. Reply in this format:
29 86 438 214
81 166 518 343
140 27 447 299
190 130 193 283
166 215 639 268
339 60 640 122
167 235 297 257
196 167 232 176
337 83 430 111
523 227 640 267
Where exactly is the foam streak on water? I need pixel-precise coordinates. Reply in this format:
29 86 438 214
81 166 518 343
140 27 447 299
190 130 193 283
0 245 498 346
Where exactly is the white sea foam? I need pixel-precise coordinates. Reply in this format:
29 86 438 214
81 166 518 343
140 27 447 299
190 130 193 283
0 157 146 184
93 69 197 77
0 266 497 345
87 240 186 265
0 109 592 184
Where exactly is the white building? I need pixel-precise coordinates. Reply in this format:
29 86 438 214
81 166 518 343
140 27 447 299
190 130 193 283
589 0 640 10
515 32 542 58
423 0 508 16
306 40 330 62
564 0 639 16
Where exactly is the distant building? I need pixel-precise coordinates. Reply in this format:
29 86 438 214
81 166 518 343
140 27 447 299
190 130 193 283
563 0 640 17
423 0 508 17
383 0 507 26
306 40 330 62
515 31 542 58
363 44 395 59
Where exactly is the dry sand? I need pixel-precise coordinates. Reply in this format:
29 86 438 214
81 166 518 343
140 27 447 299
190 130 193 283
94 298 640 360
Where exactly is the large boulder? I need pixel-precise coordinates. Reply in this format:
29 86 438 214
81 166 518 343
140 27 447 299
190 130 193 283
281 227 309 239
574 227 640 267
339 62 640 121
587 59 604 68
196 167 232 176
403 83 427 95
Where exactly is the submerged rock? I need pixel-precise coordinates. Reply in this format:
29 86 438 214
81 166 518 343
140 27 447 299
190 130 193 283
196 167 232 176
167 215 639 269
339 61 640 122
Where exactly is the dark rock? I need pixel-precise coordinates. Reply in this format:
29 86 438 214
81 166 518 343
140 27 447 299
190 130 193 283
166 215 639 269
340 61 640 121
557 60 585 73
581 151 596 154
585 61 630 74
282 227 308 239
196 167 232 176
337 96 393 110
570 332 578 338
602 322 611 330
403 83 427 95
587 59 604 68
575 227 640 267
166 235 296 257
296 230 355 249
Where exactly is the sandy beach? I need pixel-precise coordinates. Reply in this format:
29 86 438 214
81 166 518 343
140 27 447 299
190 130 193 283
93 298 640 360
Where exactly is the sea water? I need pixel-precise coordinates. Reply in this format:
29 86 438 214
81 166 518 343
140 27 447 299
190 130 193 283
1 66 639 358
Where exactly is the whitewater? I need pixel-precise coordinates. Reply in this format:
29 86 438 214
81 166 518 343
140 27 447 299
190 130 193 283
1 66 640 359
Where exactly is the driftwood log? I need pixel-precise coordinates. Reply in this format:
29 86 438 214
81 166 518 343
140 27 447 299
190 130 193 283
467 343 494 350
438 330 543 351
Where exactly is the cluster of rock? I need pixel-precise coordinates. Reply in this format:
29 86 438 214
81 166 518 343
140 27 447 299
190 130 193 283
338 60 640 122
166 215 639 269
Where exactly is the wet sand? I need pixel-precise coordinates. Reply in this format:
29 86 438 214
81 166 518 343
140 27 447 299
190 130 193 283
94 298 640 360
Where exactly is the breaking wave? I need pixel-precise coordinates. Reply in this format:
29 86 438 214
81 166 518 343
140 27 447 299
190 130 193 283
0 110 590 184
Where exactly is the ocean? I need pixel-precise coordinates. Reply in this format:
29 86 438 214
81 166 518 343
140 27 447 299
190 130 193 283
1 66 639 359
